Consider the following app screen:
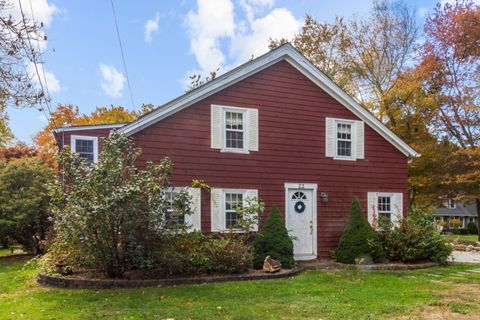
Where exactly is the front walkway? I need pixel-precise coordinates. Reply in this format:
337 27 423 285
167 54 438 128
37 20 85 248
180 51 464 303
450 250 480 263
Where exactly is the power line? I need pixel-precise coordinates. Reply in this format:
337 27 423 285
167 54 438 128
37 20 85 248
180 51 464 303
109 0 136 110
17 0 54 119
28 0 53 109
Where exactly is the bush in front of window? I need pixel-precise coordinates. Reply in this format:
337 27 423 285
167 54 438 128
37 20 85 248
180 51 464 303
203 234 253 274
252 205 294 269
467 221 479 235
334 198 386 264
47 132 193 278
154 231 253 275
377 209 452 264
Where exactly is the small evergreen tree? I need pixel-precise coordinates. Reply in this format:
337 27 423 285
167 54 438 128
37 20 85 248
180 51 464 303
335 198 385 264
253 205 294 269
467 221 478 235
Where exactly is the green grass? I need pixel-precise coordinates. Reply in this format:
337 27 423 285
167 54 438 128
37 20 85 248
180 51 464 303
443 234 478 245
0 248 11 257
1 259 480 320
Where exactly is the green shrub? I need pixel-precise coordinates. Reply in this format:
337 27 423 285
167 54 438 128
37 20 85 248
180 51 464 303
154 231 210 275
452 228 469 235
467 222 478 235
252 205 294 269
204 235 253 274
154 232 253 275
378 209 452 264
335 198 385 264
50 132 193 278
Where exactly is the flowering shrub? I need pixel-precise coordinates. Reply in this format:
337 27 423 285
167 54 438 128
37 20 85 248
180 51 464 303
48 132 192 277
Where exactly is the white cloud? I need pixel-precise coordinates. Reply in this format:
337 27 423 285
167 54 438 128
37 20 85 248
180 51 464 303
26 62 61 94
6 0 58 26
231 8 301 64
99 64 126 98
417 7 428 17
144 12 160 43
184 0 301 81
185 0 235 72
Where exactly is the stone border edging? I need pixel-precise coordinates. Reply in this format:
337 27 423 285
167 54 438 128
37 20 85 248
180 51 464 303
0 254 34 261
37 267 304 289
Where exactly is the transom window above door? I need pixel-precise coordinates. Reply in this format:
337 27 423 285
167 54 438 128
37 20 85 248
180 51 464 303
291 191 307 200
225 111 244 149
70 135 98 163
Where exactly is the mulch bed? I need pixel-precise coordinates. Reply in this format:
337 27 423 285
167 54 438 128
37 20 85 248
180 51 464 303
37 267 304 289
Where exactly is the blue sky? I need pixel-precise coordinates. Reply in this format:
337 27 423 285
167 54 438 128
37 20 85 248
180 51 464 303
8 0 443 143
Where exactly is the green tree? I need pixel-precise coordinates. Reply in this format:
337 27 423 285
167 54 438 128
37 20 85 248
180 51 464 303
50 131 192 277
252 205 294 269
335 198 385 264
0 157 52 253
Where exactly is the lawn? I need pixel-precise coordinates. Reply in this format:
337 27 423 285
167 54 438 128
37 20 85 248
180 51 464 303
443 234 478 245
1 259 480 319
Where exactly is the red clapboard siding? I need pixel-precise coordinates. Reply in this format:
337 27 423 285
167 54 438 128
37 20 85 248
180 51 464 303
58 60 408 258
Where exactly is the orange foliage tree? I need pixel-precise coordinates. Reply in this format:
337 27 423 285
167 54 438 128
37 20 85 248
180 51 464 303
34 104 154 167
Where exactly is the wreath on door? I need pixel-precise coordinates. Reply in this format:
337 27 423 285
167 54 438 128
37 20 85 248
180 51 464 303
294 201 306 213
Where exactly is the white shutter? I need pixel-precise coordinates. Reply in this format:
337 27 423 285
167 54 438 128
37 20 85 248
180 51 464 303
248 109 259 151
211 105 222 149
392 192 404 226
325 117 335 157
186 188 201 231
355 121 364 159
210 188 223 232
244 189 259 231
367 192 378 227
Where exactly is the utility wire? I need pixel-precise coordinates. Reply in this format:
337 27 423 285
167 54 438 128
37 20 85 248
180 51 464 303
109 0 136 110
28 0 53 109
17 0 57 128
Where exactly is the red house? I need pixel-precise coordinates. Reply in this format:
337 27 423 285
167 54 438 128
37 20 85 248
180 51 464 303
54 44 418 260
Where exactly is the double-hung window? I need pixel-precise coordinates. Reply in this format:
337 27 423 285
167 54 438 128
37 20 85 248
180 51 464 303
210 105 259 153
225 110 245 150
225 192 243 229
71 135 98 163
165 188 185 226
336 121 353 158
378 196 392 224
325 118 364 160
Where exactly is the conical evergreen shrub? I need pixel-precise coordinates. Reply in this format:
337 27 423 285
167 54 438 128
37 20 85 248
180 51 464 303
253 205 294 269
335 198 385 264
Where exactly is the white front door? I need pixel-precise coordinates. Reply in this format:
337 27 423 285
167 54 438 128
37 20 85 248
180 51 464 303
285 184 317 260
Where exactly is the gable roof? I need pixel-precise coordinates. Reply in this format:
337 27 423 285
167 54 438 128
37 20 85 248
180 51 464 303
435 201 478 217
118 44 419 157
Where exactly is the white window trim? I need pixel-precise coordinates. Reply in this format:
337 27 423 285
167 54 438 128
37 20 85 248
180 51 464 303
215 105 250 154
70 135 99 163
377 194 393 223
334 119 355 161
447 199 456 209
222 189 247 232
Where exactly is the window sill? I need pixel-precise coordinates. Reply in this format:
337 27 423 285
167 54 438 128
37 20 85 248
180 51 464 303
220 148 250 154
333 156 357 161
